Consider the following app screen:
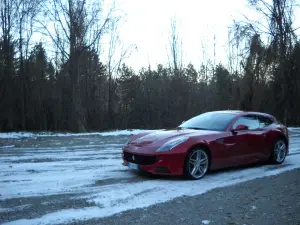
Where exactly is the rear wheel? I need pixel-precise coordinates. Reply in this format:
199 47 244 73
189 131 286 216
270 139 287 164
184 148 210 180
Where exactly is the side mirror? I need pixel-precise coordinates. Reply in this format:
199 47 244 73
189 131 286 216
233 124 248 132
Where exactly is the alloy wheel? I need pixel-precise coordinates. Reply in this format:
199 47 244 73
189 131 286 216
188 149 209 179
273 140 287 163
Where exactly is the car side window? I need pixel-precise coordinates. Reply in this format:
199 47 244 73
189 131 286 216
257 115 273 128
232 115 260 130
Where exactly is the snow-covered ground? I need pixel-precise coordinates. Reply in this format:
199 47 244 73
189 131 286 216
0 129 157 139
1 129 300 225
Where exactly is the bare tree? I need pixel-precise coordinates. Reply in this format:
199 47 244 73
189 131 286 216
231 0 299 122
0 0 16 130
168 17 183 76
39 0 112 132
199 33 213 82
0 0 38 130
106 14 137 129
15 0 42 129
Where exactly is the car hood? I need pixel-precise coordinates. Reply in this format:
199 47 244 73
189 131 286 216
129 128 220 147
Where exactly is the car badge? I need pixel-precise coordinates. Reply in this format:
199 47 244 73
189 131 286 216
132 155 135 161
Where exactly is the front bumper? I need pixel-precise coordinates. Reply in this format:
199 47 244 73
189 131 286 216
122 151 184 175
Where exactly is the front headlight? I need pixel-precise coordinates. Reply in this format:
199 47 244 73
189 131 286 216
156 136 188 152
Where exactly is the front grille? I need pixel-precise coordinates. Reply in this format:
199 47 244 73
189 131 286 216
123 151 157 165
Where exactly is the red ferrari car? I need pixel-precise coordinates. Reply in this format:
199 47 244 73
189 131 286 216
122 110 289 179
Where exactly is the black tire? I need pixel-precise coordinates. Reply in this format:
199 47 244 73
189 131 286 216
184 148 210 180
270 138 287 164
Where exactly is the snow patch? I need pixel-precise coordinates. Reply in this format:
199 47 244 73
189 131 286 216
0 145 15 149
0 204 31 212
0 129 158 139
3 156 300 225
1 127 298 139
288 127 300 132
201 220 211 225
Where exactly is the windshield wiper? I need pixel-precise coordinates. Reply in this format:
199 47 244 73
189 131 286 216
184 127 208 130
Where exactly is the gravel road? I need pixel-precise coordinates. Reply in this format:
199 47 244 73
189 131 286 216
70 168 300 225
1 131 300 225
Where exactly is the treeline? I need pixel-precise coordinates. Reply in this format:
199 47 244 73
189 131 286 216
1 0 300 132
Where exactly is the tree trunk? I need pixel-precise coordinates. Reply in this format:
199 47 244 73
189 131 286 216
19 19 27 130
108 64 114 129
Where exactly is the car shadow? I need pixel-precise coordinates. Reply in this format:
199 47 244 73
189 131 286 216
208 161 267 175
131 161 271 181
131 170 184 181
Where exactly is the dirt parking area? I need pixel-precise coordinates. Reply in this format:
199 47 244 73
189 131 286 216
1 131 300 225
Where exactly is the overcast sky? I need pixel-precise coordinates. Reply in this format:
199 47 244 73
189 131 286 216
36 0 299 71
104 0 252 70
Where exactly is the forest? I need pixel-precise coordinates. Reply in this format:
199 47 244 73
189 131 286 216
1 0 300 132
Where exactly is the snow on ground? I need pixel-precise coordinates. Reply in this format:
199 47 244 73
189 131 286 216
0 129 157 139
1 129 300 225
0 204 32 213
0 127 297 139
289 127 300 132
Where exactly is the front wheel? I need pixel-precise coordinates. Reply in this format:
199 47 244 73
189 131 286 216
270 139 287 164
184 148 210 180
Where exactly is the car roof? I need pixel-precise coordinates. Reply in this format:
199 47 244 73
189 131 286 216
208 110 274 118
209 110 243 114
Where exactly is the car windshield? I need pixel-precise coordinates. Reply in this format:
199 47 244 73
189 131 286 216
179 112 237 131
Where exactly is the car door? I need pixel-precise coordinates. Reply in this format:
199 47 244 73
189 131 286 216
226 115 264 165
211 115 259 168
255 115 275 159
